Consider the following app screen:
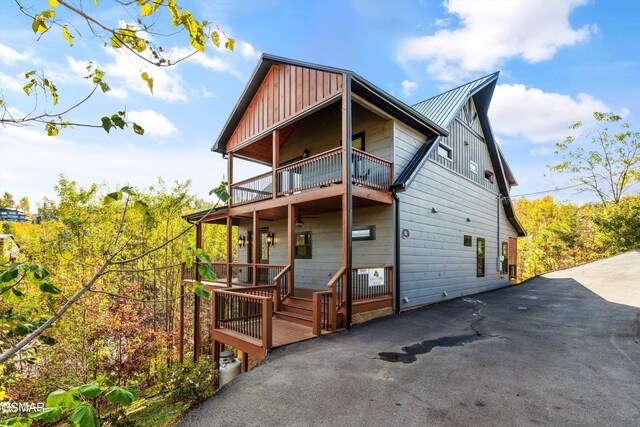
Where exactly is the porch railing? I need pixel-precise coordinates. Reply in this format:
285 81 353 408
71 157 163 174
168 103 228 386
229 263 287 287
276 147 343 195
213 288 272 347
272 265 291 310
352 148 392 191
351 265 393 301
181 261 228 283
230 171 273 206
312 266 344 335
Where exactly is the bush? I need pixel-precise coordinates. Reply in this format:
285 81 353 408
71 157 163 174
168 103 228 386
165 358 216 404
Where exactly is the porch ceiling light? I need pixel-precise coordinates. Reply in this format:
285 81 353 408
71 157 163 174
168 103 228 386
266 231 275 247
238 234 246 248
431 207 438 213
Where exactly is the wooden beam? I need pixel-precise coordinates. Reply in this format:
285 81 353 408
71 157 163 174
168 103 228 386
179 280 185 363
272 130 279 199
194 222 203 363
228 152 233 209
252 210 258 286
226 215 232 287
341 73 353 327
287 203 295 296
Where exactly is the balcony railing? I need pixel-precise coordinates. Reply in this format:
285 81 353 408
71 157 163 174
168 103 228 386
351 265 393 301
230 148 392 205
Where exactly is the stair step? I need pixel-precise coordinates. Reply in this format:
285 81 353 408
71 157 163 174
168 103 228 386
275 310 312 326
286 296 313 307
280 303 312 316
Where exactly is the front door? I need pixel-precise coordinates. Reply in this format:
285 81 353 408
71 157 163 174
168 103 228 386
247 228 270 284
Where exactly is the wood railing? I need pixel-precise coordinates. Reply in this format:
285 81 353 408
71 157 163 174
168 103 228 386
352 148 393 191
181 261 227 283
312 266 344 335
230 171 273 206
213 287 272 348
228 263 287 287
351 265 393 301
276 147 343 196
272 265 291 311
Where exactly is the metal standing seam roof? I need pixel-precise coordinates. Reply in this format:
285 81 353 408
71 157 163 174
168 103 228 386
411 72 500 130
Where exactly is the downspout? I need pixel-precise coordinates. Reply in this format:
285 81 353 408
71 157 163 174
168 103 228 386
497 194 502 275
392 189 401 314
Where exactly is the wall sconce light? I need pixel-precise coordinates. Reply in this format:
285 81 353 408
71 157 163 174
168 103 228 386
266 231 275 247
466 217 471 222
238 234 246 248
431 207 438 213
302 148 310 158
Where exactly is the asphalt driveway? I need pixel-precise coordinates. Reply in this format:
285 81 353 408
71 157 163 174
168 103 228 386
180 251 640 426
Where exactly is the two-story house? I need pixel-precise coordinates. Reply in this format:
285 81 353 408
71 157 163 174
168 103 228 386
180 54 525 367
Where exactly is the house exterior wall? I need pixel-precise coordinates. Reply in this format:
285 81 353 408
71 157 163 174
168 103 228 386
236 205 393 290
279 101 393 164
393 116 517 309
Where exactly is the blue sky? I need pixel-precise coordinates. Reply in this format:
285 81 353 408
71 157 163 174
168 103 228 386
1 0 639 210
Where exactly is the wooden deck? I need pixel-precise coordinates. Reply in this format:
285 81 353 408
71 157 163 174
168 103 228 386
271 318 316 347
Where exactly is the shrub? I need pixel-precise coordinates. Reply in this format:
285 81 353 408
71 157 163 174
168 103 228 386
166 358 216 404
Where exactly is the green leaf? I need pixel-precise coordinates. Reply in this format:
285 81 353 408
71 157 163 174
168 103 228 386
39 281 61 294
141 72 153 94
39 335 58 346
69 404 99 427
46 389 80 410
12 288 24 297
211 31 220 47
104 191 122 203
0 268 19 283
32 19 48 33
45 121 59 136
78 383 101 398
193 283 211 299
133 200 149 215
1 417 33 427
132 123 144 135
209 182 230 202
29 406 62 423
184 255 193 269
120 185 135 196
62 25 74 47
101 116 112 133
225 38 235 51
30 264 50 280
197 265 216 281
105 386 136 406
196 252 212 264
96 375 114 387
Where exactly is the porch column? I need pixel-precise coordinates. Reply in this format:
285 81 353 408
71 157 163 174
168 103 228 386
272 130 279 200
341 73 353 327
252 210 259 286
194 222 203 363
227 152 233 209
226 215 232 287
287 203 295 296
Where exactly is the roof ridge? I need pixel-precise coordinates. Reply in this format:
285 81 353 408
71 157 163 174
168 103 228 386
412 71 499 107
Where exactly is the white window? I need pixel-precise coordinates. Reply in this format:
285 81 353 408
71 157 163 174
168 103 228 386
437 143 452 160
470 161 478 174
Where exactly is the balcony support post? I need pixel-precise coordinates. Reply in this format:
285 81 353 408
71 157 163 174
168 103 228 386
272 130 279 200
287 203 295 296
226 215 232 287
194 222 203 363
252 210 259 286
227 152 233 209
341 73 353 328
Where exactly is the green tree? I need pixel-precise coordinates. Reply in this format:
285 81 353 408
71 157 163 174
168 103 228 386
1 193 15 209
549 112 640 206
1 0 234 136
18 197 30 214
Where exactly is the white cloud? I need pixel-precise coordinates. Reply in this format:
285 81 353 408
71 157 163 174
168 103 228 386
401 80 418 97
0 43 32 65
126 110 178 138
238 42 260 61
397 0 596 82
0 71 23 91
529 146 553 157
490 83 610 143
102 48 188 103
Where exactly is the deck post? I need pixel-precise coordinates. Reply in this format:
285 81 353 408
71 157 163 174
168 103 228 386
227 152 233 209
312 293 321 336
252 210 259 286
194 222 203 363
179 280 185 363
287 203 295 296
341 73 353 327
226 215 232 287
263 296 273 349
272 130 279 200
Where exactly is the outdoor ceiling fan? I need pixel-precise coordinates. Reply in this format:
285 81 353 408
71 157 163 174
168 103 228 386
295 209 319 227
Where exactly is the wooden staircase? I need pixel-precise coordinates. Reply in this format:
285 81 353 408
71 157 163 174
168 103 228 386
275 296 314 327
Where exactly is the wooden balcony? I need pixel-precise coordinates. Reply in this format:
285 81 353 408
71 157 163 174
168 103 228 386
230 147 393 207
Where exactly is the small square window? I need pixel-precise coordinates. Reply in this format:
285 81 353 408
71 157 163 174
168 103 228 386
464 235 472 247
470 161 478 174
484 170 494 183
437 143 452 160
295 231 312 259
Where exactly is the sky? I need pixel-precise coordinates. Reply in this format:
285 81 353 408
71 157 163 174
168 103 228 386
1 0 639 211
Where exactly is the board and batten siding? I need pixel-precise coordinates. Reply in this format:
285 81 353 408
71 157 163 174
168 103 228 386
393 117 517 309
279 101 393 164
237 205 393 290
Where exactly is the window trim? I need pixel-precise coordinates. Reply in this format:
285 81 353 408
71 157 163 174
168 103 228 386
352 225 376 241
470 161 478 175
294 231 312 259
463 235 472 247
501 241 509 274
437 143 453 161
484 169 494 183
